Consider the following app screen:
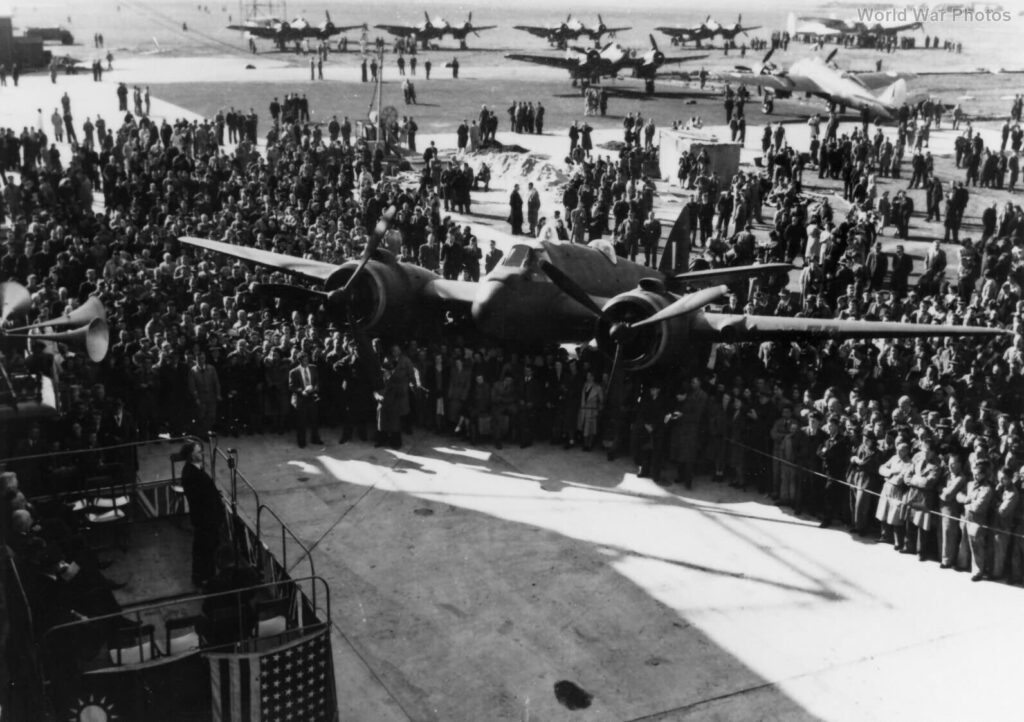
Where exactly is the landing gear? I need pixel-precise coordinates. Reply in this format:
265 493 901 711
644 78 655 95
459 38 468 50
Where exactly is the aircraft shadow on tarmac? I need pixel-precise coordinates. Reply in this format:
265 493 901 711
314 437 877 604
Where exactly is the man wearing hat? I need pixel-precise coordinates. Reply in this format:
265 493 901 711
632 381 670 484
817 416 851 528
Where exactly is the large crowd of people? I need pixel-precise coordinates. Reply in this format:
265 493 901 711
0 79 1022 606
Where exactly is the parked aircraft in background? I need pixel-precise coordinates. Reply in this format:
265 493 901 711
228 12 363 50
656 15 761 47
514 15 631 48
375 12 495 50
720 48 922 118
508 34 707 94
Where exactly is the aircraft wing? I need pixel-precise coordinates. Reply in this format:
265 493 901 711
716 72 795 92
793 20 842 36
658 54 709 66
514 25 557 38
603 26 631 34
656 27 698 39
374 24 417 37
506 53 584 71
228 24 279 38
327 24 365 34
845 70 916 89
671 264 791 289
468 25 498 32
423 279 478 307
736 25 762 33
696 314 1008 342
178 237 338 282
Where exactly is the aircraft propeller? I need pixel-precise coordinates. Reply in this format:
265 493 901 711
539 261 729 394
629 285 729 328
326 207 396 308
825 48 839 65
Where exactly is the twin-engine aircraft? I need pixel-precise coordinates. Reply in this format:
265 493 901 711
375 12 496 50
514 14 632 48
719 48 922 120
656 15 761 47
228 12 364 50
507 35 707 94
790 12 923 39
178 212 1005 379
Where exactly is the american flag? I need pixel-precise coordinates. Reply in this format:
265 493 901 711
207 627 336 722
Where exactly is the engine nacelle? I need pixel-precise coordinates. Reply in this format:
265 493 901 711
595 287 692 371
325 260 438 337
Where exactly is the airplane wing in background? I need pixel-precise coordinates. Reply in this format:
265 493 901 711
658 54 710 66
178 237 339 282
505 54 585 71
374 24 418 37
514 25 557 38
715 72 796 92
845 70 917 90
227 25 279 38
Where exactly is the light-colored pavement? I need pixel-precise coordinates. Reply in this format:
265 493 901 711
140 432 1024 721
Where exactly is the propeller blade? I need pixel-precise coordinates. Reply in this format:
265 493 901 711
630 285 729 329
603 341 624 403
825 48 838 64
539 260 608 320
331 206 396 301
649 33 659 52
0 281 31 324
763 47 774 64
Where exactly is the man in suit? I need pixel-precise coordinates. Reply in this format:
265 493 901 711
865 241 888 291
187 352 221 438
890 244 914 299
99 398 138 484
180 440 223 587
289 352 324 448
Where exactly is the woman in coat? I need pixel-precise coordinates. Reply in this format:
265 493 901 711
576 370 604 451
876 442 914 550
846 433 882 535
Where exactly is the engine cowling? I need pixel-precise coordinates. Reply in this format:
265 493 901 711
595 287 692 371
325 260 431 336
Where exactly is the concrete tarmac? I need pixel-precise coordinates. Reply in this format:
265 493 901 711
140 431 1024 721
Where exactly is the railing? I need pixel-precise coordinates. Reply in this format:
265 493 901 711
256 503 317 606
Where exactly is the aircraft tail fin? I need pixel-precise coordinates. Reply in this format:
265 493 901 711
661 204 693 274
877 77 907 108
787 12 797 37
